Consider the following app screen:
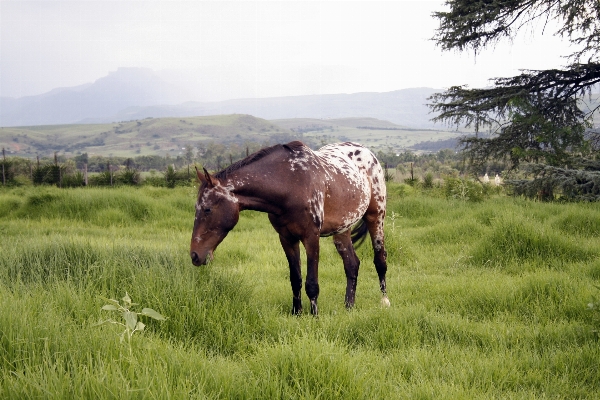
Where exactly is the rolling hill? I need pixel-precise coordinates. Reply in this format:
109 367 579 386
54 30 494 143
0 115 462 158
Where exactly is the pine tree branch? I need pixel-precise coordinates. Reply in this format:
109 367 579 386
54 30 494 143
433 0 600 60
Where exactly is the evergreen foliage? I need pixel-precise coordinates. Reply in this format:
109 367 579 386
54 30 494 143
510 162 600 201
430 0 600 200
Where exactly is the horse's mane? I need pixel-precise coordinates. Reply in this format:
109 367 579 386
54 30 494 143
214 141 306 180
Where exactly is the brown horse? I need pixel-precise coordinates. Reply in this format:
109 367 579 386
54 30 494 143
190 141 389 315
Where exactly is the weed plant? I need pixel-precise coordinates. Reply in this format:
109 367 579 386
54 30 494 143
0 184 599 398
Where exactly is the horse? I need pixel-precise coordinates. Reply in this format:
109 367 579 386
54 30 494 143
190 141 389 315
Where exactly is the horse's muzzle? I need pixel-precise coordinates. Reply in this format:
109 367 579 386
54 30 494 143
190 251 204 266
190 250 213 266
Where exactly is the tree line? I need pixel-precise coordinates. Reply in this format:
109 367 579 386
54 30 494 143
0 144 472 189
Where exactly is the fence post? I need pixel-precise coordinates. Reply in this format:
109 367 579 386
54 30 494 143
1 147 5 186
54 152 62 188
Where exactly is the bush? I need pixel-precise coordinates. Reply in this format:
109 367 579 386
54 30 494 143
116 168 141 186
404 177 419 186
444 177 485 202
1 159 15 185
144 166 193 188
32 164 63 186
61 171 85 188
423 172 434 189
89 171 113 187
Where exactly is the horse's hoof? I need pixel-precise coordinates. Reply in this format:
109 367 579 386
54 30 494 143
381 296 391 308
310 300 318 316
292 298 303 315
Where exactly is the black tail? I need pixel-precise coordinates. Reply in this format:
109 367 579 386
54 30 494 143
351 219 369 248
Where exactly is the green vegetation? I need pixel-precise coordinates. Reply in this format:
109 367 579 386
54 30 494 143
0 115 462 160
274 117 463 153
430 0 600 201
0 114 295 158
2 145 473 190
0 184 598 398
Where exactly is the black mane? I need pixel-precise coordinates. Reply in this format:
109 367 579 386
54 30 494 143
214 142 305 180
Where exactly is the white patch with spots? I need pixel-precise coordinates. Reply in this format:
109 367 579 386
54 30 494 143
195 183 239 220
288 151 312 172
313 142 387 238
308 190 324 230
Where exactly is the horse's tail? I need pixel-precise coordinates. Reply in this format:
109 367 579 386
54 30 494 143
351 219 369 248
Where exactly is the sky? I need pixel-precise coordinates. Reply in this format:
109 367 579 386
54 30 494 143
1 0 574 101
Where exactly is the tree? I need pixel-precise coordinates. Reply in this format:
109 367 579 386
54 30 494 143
429 0 600 200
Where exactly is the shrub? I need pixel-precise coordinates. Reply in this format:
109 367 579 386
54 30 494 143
61 171 86 188
116 168 141 186
423 172 434 189
444 177 485 202
89 170 113 186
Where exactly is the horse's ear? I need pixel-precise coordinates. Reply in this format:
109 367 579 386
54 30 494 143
203 167 217 187
195 166 206 184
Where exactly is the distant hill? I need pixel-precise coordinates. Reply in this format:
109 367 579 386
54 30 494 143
0 68 185 127
0 114 462 158
0 114 295 158
102 87 440 129
0 68 443 129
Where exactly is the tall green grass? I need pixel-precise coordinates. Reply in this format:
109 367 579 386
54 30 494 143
0 184 599 398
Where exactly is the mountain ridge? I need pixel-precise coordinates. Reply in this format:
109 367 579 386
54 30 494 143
1 68 442 129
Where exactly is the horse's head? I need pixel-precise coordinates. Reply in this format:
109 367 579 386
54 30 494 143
190 167 240 266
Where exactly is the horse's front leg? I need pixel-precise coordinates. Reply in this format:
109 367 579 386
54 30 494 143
277 233 303 315
302 235 321 316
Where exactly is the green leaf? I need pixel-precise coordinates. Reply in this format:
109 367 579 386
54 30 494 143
98 296 120 306
122 292 132 306
123 311 137 331
141 308 167 321
101 304 119 311
135 321 146 332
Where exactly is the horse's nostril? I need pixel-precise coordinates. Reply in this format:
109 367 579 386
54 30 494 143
191 251 200 265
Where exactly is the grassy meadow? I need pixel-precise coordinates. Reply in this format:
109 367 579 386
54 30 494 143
0 183 599 398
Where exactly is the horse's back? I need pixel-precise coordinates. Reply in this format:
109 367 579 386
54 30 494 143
317 142 386 203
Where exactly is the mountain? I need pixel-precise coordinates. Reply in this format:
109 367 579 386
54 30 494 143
0 68 185 127
101 87 440 129
0 67 441 128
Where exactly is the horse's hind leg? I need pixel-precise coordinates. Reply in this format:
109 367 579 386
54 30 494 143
333 231 360 309
365 211 390 306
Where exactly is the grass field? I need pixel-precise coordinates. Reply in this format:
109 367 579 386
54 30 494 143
0 184 599 398
270 117 463 153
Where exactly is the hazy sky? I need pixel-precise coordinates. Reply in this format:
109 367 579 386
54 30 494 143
1 0 573 101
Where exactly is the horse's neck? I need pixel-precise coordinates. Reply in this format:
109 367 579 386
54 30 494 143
226 170 283 214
